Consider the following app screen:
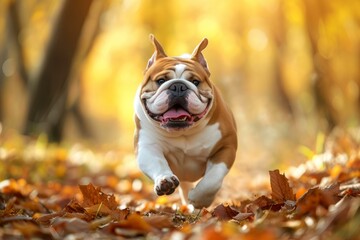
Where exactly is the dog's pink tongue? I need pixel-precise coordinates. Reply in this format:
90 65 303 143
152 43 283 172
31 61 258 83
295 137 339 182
163 108 190 119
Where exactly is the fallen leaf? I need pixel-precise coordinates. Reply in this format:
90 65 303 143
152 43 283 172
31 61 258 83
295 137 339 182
296 187 323 217
144 215 175 229
320 182 341 207
0 196 16 217
269 170 296 202
232 212 254 221
79 183 118 210
35 211 64 226
63 200 93 221
296 183 340 217
110 208 130 222
85 202 112 216
106 213 154 237
252 195 276 209
212 204 239 221
65 200 87 214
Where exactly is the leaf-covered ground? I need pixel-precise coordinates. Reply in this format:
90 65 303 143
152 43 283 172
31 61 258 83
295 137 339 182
1 129 360 239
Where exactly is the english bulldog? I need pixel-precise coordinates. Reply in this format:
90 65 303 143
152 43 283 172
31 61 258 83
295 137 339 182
134 34 237 208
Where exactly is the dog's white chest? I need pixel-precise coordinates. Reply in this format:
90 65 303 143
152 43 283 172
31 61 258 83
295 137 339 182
159 123 222 180
166 123 221 157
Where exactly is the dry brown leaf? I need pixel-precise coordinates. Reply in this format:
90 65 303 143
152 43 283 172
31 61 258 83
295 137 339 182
244 195 285 213
62 199 94 221
320 182 341 207
35 211 64 226
110 208 130 222
0 196 16 217
296 187 322 217
296 183 340 217
65 200 87 214
252 195 276 209
79 183 118 210
212 204 239 221
106 213 154 236
232 212 254 222
269 170 296 202
85 203 112 216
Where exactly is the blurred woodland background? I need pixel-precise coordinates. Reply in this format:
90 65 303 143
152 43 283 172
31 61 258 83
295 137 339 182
0 0 359 171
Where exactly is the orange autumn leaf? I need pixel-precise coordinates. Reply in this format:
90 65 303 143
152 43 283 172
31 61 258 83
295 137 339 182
143 215 175 230
85 202 112 216
269 170 296 202
65 200 87 214
296 187 322 217
295 186 307 200
296 183 341 217
79 183 118 210
84 202 129 221
1 179 33 197
107 213 154 236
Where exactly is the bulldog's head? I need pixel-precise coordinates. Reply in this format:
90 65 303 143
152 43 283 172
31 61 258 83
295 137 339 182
139 35 214 131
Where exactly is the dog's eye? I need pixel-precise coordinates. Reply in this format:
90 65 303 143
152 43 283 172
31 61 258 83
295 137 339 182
192 80 200 86
157 78 166 85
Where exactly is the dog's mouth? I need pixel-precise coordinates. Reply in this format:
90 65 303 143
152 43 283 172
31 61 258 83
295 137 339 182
146 104 209 129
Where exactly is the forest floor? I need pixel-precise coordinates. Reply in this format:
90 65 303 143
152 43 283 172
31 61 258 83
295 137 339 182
1 129 360 239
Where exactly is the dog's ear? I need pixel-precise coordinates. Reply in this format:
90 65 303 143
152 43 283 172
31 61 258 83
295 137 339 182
146 34 167 70
191 38 210 76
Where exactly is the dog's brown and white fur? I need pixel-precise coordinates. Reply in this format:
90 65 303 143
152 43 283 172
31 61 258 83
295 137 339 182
134 35 237 208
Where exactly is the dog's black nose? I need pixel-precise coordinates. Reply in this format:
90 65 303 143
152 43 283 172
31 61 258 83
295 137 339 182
169 83 188 96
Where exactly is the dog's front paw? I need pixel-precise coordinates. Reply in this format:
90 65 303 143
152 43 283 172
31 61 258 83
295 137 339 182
154 175 179 196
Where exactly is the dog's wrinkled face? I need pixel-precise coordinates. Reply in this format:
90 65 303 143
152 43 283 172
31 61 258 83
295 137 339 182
140 35 214 131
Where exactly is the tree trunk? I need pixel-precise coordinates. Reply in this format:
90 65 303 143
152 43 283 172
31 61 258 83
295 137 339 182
24 0 94 141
